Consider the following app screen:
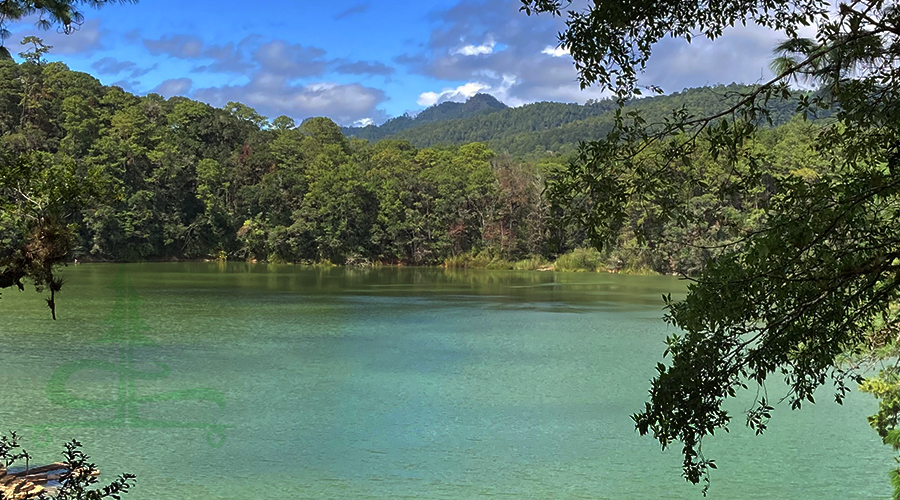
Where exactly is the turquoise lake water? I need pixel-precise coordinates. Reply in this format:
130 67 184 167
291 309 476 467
0 263 891 499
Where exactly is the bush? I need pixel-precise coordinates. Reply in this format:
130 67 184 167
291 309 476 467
0 432 135 500
553 247 606 272
444 250 497 269
513 255 552 270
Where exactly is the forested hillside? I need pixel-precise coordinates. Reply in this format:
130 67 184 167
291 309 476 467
344 85 820 158
1 56 831 273
341 93 508 141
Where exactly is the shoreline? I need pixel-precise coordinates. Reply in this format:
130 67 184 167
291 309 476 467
68 257 665 276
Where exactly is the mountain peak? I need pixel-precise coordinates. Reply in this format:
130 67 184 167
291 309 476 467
415 93 507 124
456 94 507 116
342 93 508 140
464 93 506 109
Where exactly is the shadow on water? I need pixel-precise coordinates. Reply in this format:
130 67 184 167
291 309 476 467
86 262 684 313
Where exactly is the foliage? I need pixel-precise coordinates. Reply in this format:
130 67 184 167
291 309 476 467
443 250 505 269
0 54 572 268
859 314 900 499
513 255 552 271
522 0 900 493
0 39 109 318
442 251 554 271
552 247 605 272
0 432 135 500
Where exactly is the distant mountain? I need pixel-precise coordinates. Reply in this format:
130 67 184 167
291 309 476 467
417 93 508 123
388 98 618 156
344 84 825 158
342 93 508 141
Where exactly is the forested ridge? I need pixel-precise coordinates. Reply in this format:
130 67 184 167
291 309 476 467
344 84 820 158
341 93 509 141
1 56 831 273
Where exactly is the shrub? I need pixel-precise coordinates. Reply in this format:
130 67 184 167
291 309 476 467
553 247 605 272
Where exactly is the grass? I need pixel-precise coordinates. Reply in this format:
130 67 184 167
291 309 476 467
444 251 552 270
552 248 606 272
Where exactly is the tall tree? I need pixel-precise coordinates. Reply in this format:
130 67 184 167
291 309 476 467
0 37 107 318
1 0 138 315
522 0 900 493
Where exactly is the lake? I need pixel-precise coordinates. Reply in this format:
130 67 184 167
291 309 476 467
0 263 890 499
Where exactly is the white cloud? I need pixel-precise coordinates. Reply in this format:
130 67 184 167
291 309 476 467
353 117 375 127
452 36 496 56
641 23 780 92
192 77 387 125
418 81 490 106
152 78 192 97
396 0 793 111
416 75 526 107
488 73 522 104
541 45 569 57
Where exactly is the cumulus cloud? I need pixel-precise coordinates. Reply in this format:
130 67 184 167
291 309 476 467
92 57 136 75
193 41 254 73
143 33 391 80
397 0 595 105
393 53 427 66
137 32 391 123
193 75 388 125
419 74 526 107
399 0 784 108
353 117 375 127
129 65 156 78
152 78 193 97
110 79 139 92
641 24 779 91
143 34 257 74
123 29 141 42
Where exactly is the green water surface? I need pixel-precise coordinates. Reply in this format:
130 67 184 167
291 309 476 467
0 263 891 499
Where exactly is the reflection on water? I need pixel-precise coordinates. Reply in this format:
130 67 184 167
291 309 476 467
0 263 890 500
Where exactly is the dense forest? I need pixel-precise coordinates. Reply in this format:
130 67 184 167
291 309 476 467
0 55 831 274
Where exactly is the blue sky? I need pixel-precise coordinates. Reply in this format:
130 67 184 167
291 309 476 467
7 0 786 126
